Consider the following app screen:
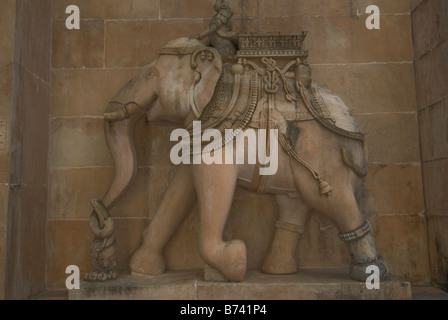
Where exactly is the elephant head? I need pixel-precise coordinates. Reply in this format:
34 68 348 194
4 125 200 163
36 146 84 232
104 38 223 124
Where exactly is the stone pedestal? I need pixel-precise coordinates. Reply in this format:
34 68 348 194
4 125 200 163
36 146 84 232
69 268 412 300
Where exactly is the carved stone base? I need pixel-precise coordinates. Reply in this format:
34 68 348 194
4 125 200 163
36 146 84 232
69 269 412 300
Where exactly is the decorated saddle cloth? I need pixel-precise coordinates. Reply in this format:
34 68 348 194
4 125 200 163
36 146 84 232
186 63 259 144
185 62 360 151
186 32 363 150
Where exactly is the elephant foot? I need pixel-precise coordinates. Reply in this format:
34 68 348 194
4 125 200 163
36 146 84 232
261 220 302 275
202 240 247 282
350 256 389 282
129 247 166 276
339 221 389 281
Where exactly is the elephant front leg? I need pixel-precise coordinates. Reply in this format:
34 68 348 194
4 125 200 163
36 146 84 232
129 165 196 276
261 195 311 275
192 162 247 282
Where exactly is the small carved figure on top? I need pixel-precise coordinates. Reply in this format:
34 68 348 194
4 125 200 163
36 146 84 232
193 0 238 61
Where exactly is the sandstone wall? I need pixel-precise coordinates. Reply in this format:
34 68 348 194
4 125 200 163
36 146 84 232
0 0 17 300
412 0 448 289
0 0 51 299
47 0 430 289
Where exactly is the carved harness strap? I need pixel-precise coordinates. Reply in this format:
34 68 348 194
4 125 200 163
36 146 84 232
185 64 260 154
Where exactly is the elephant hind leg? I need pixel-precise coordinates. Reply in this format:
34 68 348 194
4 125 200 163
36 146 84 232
261 195 311 275
339 221 389 281
309 186 388 281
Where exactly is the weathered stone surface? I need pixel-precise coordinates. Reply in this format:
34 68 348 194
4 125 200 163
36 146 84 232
51 68 140 117
6 185 48 298
20 68 50 185
411 0 424 11
52 20 105 69
48 167 113 219
0 64 14 119
418 99 448 162
303 15 413 64
414 40 448 110
3 0 52 299
258 0 351 18
361 164 425 217
372 215 431 283
20 0 51 82
49 117 113 167
231 0 258 18
0 65 13 184
357 0 411 14
48 167 152 219
196 269 412 300
69 269 412 300
0 184 9 300
160 0 258 20
312 62 418 114
46 220 93 289
105 20 209 68
427 216 448 287
412 0 448 59
0 142 11 184
422 158 448 217
256 16 303 34
16 185 47 297
0 0 16 64
161 0 215 19
356 113 421 163
412 0 448 291
52 0 159 20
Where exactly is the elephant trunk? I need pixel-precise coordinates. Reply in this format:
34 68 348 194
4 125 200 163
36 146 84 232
101 115 139 210
87 62 160 280
100 62 159 209
86 108 141 281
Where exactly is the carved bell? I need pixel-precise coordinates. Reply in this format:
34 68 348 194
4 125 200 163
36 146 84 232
318 178 333 195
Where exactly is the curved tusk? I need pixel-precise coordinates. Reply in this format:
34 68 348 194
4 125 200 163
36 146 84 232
188 85 202 119
104 102 142 122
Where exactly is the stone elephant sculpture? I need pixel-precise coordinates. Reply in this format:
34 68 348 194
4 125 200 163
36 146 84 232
89 37 388 283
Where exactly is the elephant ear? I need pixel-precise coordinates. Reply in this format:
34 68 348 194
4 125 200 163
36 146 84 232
189 47 223 118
